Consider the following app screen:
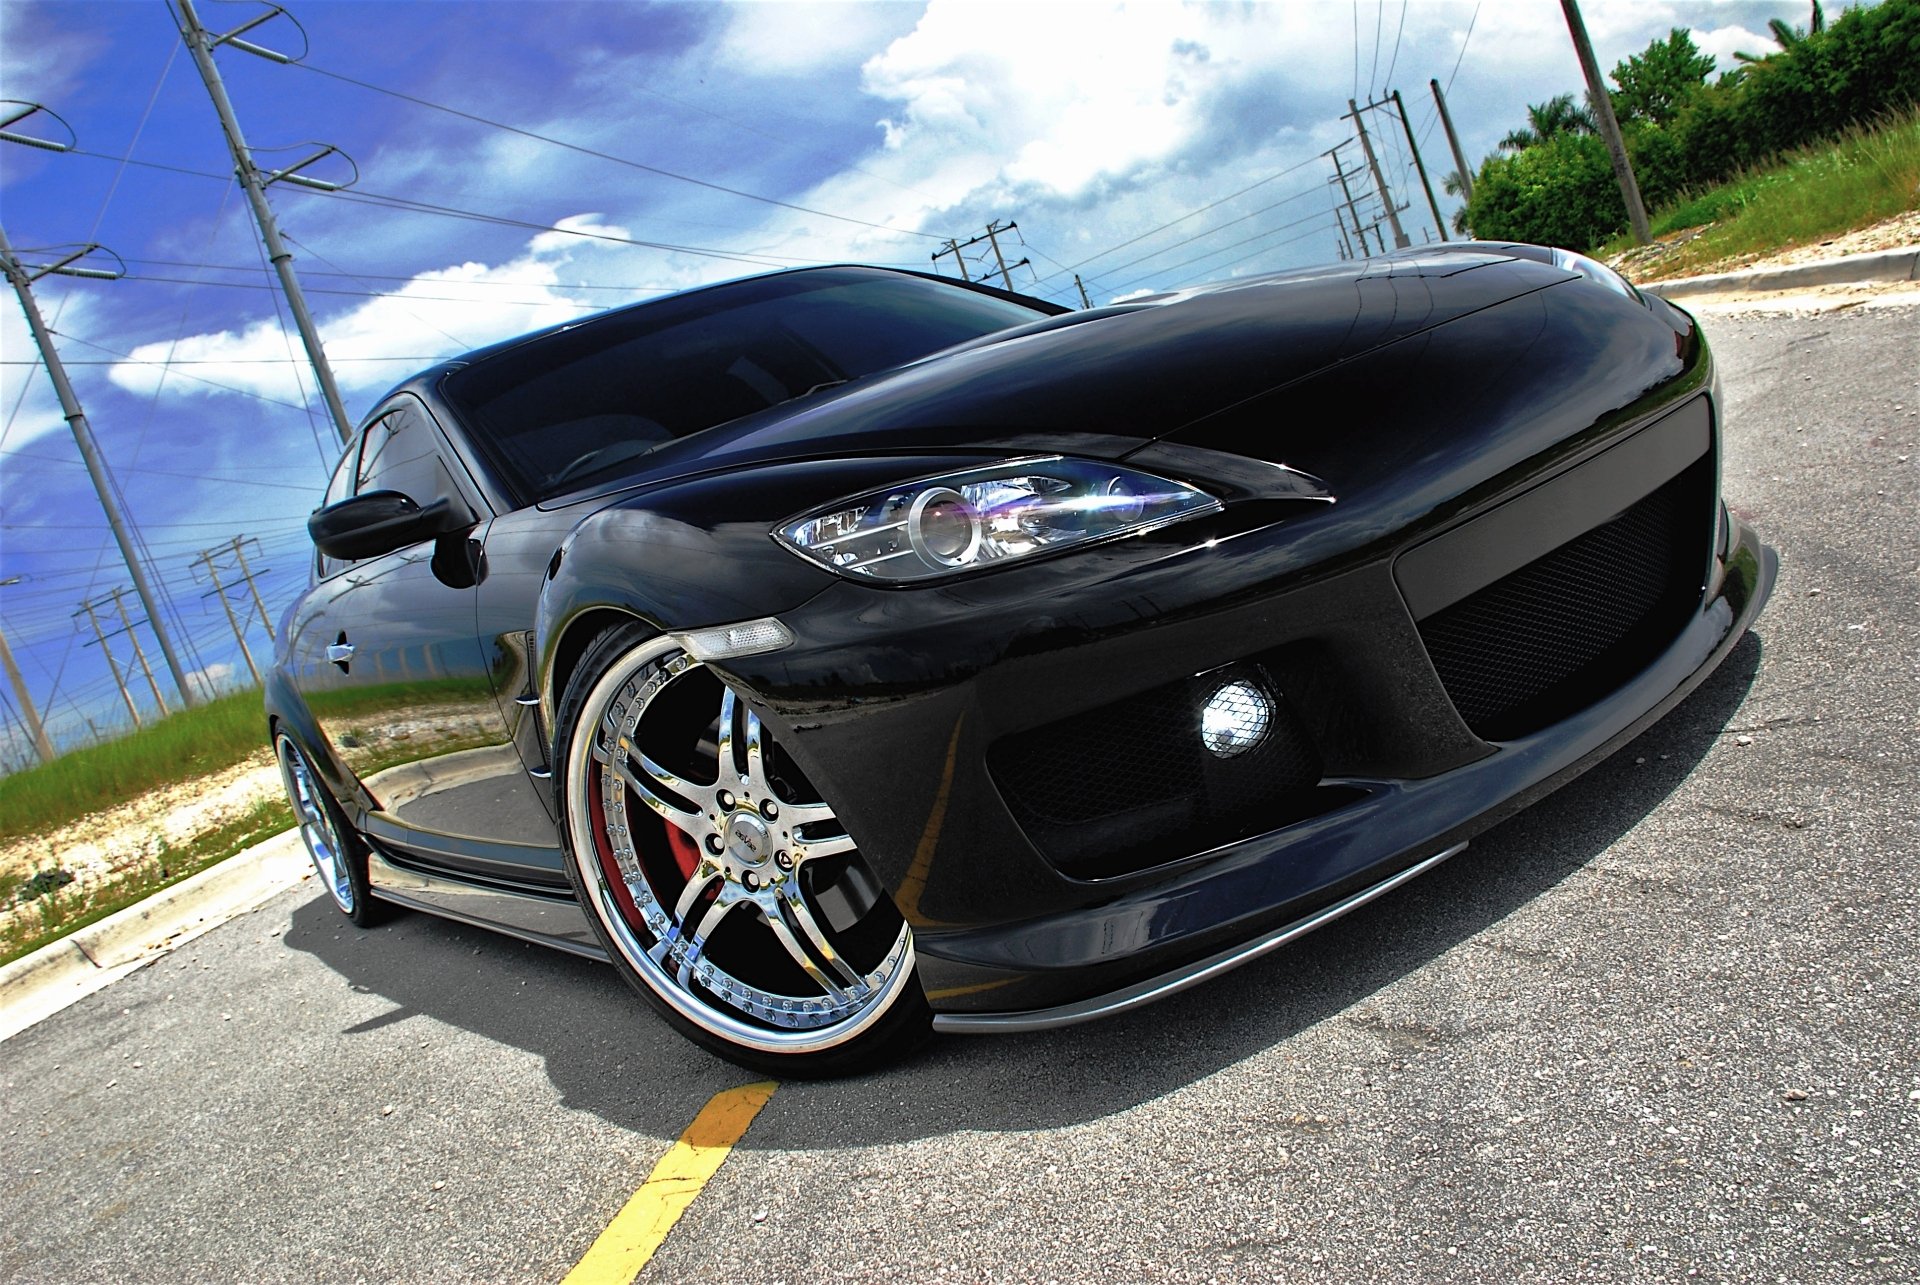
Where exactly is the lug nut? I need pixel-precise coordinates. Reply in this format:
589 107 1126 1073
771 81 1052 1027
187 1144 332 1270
705 833 723 854
760 799 779 821
775 850 793 871
742 870 759 891
717 790 733 810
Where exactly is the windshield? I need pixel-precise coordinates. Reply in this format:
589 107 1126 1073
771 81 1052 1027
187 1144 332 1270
441 268 1051 500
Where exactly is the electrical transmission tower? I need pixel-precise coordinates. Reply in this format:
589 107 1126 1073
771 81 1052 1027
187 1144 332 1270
1343 93 1451 249
1345 97 1412 250
1324 141 1384 259
0 104 201 710
175 0 358 443
0 576 55 763
932 221 1031 292
192 535 275 686
76 589 170 728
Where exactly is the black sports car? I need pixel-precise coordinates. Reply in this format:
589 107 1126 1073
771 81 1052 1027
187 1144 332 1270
268 246 1774 1074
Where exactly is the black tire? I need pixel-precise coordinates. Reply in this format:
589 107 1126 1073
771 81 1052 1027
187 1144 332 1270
275 730 387 928
555 622 930 1077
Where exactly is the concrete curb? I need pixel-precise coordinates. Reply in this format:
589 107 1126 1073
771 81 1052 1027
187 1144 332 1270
0 828 311 1042
1641 245 1920 299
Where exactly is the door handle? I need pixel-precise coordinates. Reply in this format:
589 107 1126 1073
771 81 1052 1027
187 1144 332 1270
326 642 356 663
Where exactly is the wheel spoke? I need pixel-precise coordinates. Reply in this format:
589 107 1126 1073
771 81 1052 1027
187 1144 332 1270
793 832 857 862
672 864 721 927
661 885 743 987
779 799 836 826
717 687 745 784
616 750 713 826
770 888 864 991
743 707 769 794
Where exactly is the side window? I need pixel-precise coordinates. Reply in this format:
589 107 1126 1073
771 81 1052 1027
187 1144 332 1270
355 402 460 505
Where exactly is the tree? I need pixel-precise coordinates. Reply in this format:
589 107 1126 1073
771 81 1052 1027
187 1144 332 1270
1735 0 1824 63
1441 169 1474 235
1498 93 1596 151
1610 28 1716 126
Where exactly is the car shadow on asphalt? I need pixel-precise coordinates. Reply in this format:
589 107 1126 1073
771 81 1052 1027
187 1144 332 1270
283 632 1762 1149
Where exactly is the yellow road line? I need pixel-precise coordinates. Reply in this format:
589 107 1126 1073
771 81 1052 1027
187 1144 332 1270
562 1080 778 1285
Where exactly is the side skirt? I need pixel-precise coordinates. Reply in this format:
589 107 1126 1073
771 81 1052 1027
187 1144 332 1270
366 847 609 963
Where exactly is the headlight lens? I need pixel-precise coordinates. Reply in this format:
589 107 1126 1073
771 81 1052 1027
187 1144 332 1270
776 457 1221 582
1547 246 1644 304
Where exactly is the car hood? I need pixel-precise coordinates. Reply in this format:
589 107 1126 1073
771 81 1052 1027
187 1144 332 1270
541 248 1574 505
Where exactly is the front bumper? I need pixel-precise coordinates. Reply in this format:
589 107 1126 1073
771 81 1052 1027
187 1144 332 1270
718 392 1775 1025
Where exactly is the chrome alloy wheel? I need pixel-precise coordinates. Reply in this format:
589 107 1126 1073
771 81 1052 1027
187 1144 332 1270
564 639 916 1057
276 732 356 915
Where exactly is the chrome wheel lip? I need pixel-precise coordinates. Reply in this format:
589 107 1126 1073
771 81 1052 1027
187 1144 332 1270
275 732 356 916
564 636 916 1056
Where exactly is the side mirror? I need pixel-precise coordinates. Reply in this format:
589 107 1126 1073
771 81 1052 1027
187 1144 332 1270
308 490 465 561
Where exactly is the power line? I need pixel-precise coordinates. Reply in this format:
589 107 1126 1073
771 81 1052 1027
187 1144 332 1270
1105 206 1341 295
1033 153 1322 285
0 445 327 492
58 148 930 271
289 60 948 243
121 257 685 292
1078 182 1326 284
1382 0 1410 92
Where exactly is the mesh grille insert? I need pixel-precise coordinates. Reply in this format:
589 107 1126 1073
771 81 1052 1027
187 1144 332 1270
1415 460 1710 741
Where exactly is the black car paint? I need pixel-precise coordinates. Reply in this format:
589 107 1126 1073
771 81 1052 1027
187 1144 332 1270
268 250 1769 1026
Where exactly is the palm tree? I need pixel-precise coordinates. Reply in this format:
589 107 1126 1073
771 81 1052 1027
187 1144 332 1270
1498 94 1597 152
1441 169 1474 236
1735 0 1823 63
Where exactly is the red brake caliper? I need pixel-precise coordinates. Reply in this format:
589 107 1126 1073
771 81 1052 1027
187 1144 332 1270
661 822 700 880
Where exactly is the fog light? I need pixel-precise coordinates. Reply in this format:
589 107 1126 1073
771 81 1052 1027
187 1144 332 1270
1201 680 1271 757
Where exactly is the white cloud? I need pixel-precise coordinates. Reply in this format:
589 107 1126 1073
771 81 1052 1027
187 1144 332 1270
186 662 236 701
106 216 633 413
1 289 102 452
716 2 920 75
1694 24 1776 70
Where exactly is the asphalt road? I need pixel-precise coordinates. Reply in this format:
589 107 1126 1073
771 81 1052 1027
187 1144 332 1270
3 302 1916 1284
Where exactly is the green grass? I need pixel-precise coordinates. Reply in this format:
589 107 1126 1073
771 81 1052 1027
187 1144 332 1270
1604 109 1920 279
0 690 273 843
1 795 293 966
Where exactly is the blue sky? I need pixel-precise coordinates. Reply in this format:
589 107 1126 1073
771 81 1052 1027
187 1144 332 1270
0 0 1814 760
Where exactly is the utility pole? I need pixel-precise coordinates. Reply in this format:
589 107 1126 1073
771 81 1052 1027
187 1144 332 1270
225 535 276 642
77 597 142 730
1347 98 1411 250
1073 275 1093 310
1391 89 1448 243
931 221 1030 292
1559 0 1652 245
1431 78 1473 204
193 543 261 686
107 587 169 716
0 577 55 764
1328 183 1356 261
0 219 201 709
933 237 972 281
1325 143 1378 257
175 0 356 442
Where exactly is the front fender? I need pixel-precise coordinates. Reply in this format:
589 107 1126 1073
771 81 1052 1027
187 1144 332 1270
531 452 992 711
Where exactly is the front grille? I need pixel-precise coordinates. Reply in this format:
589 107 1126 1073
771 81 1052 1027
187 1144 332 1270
989 664 1331 880
1417 460 1710 741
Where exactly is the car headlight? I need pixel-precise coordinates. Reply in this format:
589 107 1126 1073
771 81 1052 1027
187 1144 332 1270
775 457 1222 583
1547 246 1644 304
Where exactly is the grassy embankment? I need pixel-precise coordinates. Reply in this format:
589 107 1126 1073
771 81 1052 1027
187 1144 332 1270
0 691 293 964
1603 108 1920 280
